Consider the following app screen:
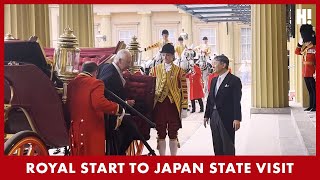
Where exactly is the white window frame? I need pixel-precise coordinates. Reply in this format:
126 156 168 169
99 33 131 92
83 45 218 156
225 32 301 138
157 29 176 45
112 22 139 46
118 29 137 45
240 27 252 62
152 21 179 56
199 28 217 55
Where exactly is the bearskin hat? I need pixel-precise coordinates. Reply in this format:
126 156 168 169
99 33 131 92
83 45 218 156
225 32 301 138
300 24 316 45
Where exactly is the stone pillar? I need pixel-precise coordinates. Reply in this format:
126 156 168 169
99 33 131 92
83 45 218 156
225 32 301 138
59 4 94 47
217 22 235 71
180 10 193 46
5 4 50 47
288 38 296 101
138 11 152 60
251 4 289 109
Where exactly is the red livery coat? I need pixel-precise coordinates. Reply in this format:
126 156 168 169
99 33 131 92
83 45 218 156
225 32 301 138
187 65 204 100
207 72 219 93
67 74 119 156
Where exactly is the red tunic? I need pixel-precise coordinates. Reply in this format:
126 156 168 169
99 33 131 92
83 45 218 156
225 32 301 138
187 65 204 100
67 74 119 156
295 44 316 77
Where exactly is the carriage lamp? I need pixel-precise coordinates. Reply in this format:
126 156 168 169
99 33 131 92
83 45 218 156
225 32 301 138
126 36 142 74
53 27 80 104
53 27 80 83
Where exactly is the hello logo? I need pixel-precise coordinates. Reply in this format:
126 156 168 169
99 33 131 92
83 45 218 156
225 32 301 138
296 9 312 25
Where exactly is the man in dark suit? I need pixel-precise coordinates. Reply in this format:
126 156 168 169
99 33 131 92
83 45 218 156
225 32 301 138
97 49 136 155
204 55 242 155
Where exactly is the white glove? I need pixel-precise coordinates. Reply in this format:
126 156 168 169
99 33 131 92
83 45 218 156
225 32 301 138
298 38 303 46
181 109 188 118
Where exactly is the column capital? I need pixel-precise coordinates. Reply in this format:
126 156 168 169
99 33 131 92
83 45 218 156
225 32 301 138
137 11 152 16
179 10 190 15
96 12 111 16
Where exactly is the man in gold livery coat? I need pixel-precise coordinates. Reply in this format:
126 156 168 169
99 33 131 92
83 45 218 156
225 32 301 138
195 36 212 60
144 29 171 52
175 36 187 59
149 43 188 156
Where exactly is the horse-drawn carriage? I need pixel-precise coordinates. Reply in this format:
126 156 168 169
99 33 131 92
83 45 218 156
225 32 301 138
4 38 156 156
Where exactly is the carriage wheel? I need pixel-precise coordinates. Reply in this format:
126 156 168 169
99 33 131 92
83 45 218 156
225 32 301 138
4 130 48 156
126 140 144 156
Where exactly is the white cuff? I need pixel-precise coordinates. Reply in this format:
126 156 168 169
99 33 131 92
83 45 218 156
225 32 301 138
181 109 188 118
298 38 303 46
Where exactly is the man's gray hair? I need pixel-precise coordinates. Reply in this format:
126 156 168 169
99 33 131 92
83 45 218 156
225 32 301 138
114 49 131 63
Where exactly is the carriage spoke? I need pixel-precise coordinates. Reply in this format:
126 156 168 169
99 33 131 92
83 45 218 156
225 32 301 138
27 144 35 156
16 146 23 156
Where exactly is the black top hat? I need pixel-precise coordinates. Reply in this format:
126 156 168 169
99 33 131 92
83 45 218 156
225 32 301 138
202 36 208 40
178 36 184 41
161 43 175 55
162 29 169 35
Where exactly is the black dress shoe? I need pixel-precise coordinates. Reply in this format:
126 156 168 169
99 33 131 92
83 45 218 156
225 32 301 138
199 109 204 113
309 108 316 112
304 107 312 111
191 110 195 113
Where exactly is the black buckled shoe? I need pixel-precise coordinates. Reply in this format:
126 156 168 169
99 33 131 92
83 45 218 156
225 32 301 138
309 108 316 112
304 107 312 111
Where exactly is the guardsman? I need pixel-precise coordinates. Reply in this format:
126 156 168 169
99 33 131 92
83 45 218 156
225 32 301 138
186 64 204 113
295 24 316 112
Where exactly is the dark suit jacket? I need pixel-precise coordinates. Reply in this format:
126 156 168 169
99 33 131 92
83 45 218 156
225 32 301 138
204 72 242 137
98 63 126 101
97 63 127 155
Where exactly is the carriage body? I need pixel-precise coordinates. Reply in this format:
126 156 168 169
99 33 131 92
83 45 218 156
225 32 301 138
4 40 156 156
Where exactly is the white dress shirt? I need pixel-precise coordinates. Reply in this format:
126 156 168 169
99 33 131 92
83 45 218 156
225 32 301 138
164 62 172 72
112 62 126 86
215 70 229 96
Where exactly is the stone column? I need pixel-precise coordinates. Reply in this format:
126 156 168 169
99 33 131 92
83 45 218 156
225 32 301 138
217 22 235 71
59 4 94 47
5 4 50 47
138 11 152 60
251 4 289 110
288 38 296 101
180 10 193 46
